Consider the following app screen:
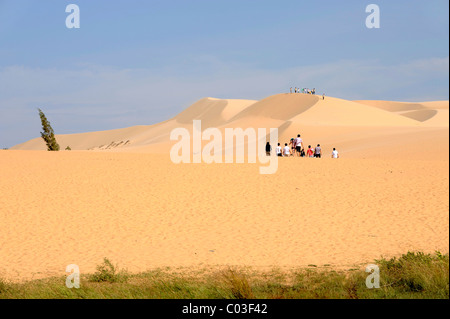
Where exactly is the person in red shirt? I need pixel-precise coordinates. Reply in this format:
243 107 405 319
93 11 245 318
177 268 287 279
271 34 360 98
306 145 314 157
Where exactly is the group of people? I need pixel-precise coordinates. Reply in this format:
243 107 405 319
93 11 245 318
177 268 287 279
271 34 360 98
290 87 325 100
265 134 340 158
290 87 316 95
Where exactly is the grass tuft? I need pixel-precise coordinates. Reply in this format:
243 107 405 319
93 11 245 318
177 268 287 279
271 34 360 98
88 258 129 283
374 251 449 297
222 268 255 299
0 278 9 294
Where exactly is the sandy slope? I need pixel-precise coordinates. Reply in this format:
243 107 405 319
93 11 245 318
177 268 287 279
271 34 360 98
2 93 449 281
0 151 448 282
353 100 429 112
354 99 449 127
355 100 449 111
11 98 258 152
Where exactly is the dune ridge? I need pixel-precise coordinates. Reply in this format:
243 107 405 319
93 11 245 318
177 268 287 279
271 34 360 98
11 93 448 160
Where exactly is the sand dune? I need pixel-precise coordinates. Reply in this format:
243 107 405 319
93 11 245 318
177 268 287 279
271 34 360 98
354 100 428 112
3 93 448 282
400 109 438 122
230 93 319 121
420 110 450 127
11 98 258 152
354 99 449 127
420 101 449 110
175 98 257 128
11 94 448 155
290 96 421 126
12 125 151 151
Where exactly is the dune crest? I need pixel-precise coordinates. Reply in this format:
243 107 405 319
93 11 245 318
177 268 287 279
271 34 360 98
10 94 448 159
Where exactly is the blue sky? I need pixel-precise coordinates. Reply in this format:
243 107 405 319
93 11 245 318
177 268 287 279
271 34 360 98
0 0 448 148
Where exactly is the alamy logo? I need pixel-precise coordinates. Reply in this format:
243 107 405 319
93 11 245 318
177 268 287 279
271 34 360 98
66 4 80 29
66 264 80 289
365 264 380 289
170 120 279 174
365 4 380 29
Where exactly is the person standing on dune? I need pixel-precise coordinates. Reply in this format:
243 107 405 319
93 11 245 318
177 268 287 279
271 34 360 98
314 144 322 158
276 143 282 157
266 142 272 156
289 138 296 156
283 143 291 157
295 134 304 157
331 148 339 159
322 93 325 100
307 145 314 157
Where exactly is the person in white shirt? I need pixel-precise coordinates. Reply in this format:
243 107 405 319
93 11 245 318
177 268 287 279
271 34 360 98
276 143 282 157
283 143 291 157
295 134 304 156
331 148 339 158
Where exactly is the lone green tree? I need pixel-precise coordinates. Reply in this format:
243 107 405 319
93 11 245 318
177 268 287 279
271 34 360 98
38 108 60 151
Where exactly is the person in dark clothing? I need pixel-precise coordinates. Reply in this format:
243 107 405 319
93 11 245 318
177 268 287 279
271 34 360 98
266 142 272 156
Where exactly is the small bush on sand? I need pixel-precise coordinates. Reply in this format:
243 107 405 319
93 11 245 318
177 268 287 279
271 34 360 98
0 278 10 295
89 258 129 283
375 251 449 296
222 269 255 299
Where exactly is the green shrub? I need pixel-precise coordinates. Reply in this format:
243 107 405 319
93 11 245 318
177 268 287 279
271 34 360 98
0 278 8 294
376 251 449 296
89 258 129 283
222 269 255 299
